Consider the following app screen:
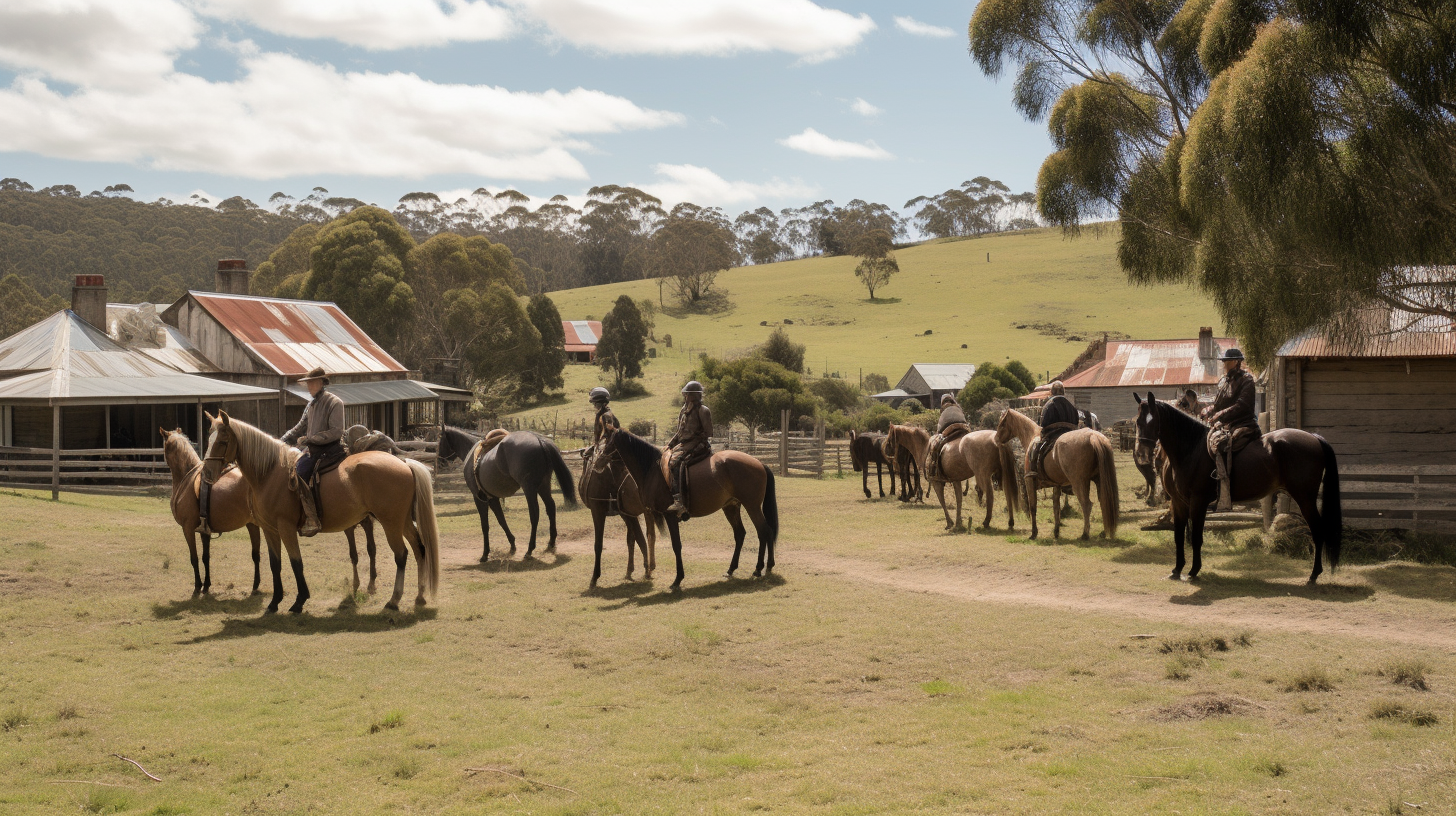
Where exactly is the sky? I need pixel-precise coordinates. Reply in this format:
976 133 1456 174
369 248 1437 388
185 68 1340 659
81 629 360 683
0 0 1052 216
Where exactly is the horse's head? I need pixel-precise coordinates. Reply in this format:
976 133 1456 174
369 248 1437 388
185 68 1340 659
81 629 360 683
201 411 237 484
160 427 193 470
993 409 1014 445
1132 392 1161 460
437 428 461 464
882 426 900 458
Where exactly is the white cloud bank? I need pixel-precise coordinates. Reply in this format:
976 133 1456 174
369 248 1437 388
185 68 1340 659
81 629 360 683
641 163 817 208
193 0 515 50
894 16 956 38
850 97 881 117
778 128 892 160
0 0 200 88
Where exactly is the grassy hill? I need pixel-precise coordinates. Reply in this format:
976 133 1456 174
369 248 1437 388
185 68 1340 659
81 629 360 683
511 225 1222 432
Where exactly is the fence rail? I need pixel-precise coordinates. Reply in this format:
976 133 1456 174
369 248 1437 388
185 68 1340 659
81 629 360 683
1335 465 1456 533
0 445 170 497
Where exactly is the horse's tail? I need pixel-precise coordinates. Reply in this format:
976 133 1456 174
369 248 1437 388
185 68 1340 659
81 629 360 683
998 440 1019 516
848 430 864 472
1096 436 1120 539
546 441 578 508
407 458 440 600
762 465 780 547
1319 436 1342 569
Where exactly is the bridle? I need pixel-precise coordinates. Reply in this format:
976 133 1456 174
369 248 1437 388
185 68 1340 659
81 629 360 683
201 427 235 486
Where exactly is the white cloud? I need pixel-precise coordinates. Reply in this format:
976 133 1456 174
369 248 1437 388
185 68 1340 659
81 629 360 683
509 0 876 61
192 0 515 50
641 164 816 208
778 128 892 160
0 0 200 88
894 16 955 38
0 54 683 180
850 97 881 117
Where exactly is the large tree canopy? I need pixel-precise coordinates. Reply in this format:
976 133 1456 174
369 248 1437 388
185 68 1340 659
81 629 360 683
970 0 1456 361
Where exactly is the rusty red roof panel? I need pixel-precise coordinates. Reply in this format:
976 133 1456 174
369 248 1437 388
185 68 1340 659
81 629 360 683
189 292 405 376
1278 313 1456 358
1062 337 1236 389
562 320 602 348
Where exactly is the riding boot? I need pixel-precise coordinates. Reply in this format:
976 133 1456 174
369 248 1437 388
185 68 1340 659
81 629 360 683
197 477 214 537
666 462 688 520
297 482 322 537
1214 449 1233 512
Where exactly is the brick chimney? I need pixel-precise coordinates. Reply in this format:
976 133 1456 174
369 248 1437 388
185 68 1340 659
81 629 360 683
215 259 250 295
1198 326 1215 360
70 275 107 331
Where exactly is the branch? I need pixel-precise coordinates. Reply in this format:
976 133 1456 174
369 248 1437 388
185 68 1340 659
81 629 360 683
465 767 578 795
112 755 161 782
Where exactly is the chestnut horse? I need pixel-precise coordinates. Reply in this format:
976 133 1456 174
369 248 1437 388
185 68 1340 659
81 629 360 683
848 430 897 499
996 408 1120 540
202 412 439 614
882 424 929 502
1134 393 1342 583
925 430 1019 530
599 428 778 589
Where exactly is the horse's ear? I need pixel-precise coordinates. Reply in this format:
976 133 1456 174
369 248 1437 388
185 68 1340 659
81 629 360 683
1147 391 1155 405
219 411 231 426
159 426 169 436
204 410 215 423
1133 392 1142 405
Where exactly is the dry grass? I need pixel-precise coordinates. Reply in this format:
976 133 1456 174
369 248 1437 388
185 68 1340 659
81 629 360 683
1376 659 1432 691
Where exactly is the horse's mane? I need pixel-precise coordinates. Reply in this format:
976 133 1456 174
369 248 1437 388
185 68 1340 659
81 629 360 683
221 416 295 484
999 407 1037 435
440 426 480 461
611 429 663 475
1156 399 1211 438
163 430 201 471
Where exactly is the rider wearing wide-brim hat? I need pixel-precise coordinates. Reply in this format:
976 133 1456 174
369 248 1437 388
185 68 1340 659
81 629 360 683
1202 347 1259 511
666 380 713 518
281 367 344 536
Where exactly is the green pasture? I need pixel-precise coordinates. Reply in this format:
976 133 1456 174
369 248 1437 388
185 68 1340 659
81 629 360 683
516 226 1220 432
3 464 1455 815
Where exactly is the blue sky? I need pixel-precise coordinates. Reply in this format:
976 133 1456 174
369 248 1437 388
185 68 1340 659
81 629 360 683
0 1 1051 216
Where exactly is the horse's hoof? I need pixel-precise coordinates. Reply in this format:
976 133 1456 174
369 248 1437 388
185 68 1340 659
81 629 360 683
288 605 304 615
264 606 278 615
384 601 399 611
479 556 490 564
1187 574 1201 583
1167 573 1182 581
367 584 377 594
415 597 427 607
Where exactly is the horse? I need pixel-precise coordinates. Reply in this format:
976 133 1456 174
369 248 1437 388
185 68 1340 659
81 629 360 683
162 428 262 596
578 446 656 587
201 412 439 614
1134 393 1342 583
883 424 929 502
848 430 898 499
995 408 1120 540
925 430 1019 530
436 426 578 561
598 428 778 589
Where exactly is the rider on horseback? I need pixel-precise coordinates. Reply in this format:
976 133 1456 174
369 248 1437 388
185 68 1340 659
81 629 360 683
1202 348 1259 512
1029 381 1078 484
589 387 618 446
927 393 969 480
666 380 713 520
280 367 344 537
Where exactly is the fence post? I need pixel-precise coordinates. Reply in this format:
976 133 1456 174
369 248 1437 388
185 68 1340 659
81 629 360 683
779 409 789 477
51 405 60 501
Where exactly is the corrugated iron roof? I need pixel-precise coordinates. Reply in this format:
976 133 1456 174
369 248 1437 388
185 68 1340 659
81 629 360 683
1277 310 1456 358
186 292 406 376
1062 337 1235 389
107 303 221 374
284 379 438 406
908 364 978 392
563 320 602 352
0 311 276 405
871 388 927 399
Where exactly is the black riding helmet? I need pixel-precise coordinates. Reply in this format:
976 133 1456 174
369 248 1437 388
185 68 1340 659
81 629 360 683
681 380 705 396
589 386 610 404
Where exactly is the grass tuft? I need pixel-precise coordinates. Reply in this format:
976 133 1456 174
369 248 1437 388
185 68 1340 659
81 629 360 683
1 707 29 731
1158 635 1230 658
920 680 961 697
392 757 421 779
1283 667 1335 693
83 788 130 814
1252 756 1288 777
370 711 405 734
1165 656 1199 681
56 702 80 720
1375 659 1430 691
1370 700 1439 727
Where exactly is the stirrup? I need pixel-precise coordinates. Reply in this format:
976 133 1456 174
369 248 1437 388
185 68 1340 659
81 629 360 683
198 519 214 537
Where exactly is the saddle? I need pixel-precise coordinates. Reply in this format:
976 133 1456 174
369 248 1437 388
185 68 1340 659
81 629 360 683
463 429 510 499
926 422 972 481
660 446 712 506
342 425 405 456
1206 426 1259 460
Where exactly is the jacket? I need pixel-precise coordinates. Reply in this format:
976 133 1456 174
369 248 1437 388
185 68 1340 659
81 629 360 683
282 388 345 448
669 401 713 451
937 404 967 433
1040 395 1079 428
1209 367 1259 431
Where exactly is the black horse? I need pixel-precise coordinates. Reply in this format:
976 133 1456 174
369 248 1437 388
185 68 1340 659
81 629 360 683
848 430 898 498
437 426 578 561
1134 393 1342 583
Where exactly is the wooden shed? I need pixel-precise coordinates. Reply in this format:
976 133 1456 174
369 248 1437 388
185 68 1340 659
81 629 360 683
870 364 978 409
1060 328 1236 425
1272 311 1456 531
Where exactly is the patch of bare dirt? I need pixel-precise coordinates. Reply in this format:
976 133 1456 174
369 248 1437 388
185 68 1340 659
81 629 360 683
1153 693 1261 721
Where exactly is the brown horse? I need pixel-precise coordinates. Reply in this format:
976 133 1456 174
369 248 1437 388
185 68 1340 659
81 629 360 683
201 412 439 614
925 430 1019 530
162 428 261 596
599 428 778 589
1134 393 1342 583
883 424 929 502
579 447 655 587
996 408 1120 540
848 430 898 499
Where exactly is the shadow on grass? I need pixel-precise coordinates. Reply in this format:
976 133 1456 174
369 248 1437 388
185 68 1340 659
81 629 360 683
1168 573 1374 606
597 573 788 610
152 592 267 619
865 297 902 305
449 553 574 574
183 605 438 642
1361 562 1456 603
1108 543 1172 564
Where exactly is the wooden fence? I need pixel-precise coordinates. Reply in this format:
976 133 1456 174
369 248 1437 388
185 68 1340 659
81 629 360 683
1332 465 1456 533
0 445 171 497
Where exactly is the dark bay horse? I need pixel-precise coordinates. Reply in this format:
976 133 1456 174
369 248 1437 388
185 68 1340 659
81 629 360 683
848 430 898 499
437 426 578 561
883 424 929 502
599 428 778 589
579 447 655 587
1134 393 1342 583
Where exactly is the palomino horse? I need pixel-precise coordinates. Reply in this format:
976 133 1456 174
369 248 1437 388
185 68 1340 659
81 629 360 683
202 412 439 614
164 429 382 596
996 408 1120 540
848 430 897 499
1134 393 1342 583
882 424 929 502
599 428 778 589
926 430 1019 530
579 446 655 587
162 428 261 596
436 427 578 561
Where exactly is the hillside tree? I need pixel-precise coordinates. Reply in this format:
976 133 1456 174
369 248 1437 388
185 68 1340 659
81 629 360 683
518 294 567 400
302 206 417 350
596 295 649 387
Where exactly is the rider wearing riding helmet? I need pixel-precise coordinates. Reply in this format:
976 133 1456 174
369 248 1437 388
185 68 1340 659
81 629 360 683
666 380 713 519
589 386 619 445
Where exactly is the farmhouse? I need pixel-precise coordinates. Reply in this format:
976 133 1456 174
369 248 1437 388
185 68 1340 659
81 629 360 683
871 363 978 409
563 320 602 362
1058 328 1237 425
